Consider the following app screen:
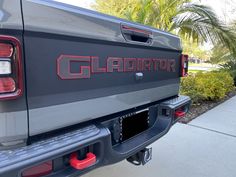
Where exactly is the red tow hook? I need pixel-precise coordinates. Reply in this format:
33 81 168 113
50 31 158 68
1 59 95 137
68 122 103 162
69 152 96 170
175 110 186 118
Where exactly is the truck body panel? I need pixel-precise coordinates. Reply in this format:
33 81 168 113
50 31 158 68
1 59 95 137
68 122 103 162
0 1 191 176
0 0 23 30
22 0 181 50
0 0 28 146
22 0 182 135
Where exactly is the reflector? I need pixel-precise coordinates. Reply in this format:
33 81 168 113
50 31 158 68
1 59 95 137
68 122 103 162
0 43 13 57
181 54 188 77
21 161 52 177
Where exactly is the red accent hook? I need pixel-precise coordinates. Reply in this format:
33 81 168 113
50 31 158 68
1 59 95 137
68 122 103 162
70 152 96 170
175 111 186 118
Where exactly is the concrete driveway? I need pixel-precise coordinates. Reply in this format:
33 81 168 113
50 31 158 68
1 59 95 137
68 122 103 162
82 96 236 177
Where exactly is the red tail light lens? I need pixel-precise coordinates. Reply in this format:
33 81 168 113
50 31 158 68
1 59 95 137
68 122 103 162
181 54 188 77
0 43 13 57
21 161 53 177
0 36 23 100
0 77 16 93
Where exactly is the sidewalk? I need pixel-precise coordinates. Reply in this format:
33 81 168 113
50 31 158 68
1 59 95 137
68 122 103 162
83 96 236 177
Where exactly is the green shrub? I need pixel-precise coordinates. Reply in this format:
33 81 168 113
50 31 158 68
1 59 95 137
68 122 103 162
219 60 236 86
180 71 234 104
230 70 236 86
180 73 203 103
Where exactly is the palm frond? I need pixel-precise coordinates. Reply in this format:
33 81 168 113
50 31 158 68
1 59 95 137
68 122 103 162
172 4 236 56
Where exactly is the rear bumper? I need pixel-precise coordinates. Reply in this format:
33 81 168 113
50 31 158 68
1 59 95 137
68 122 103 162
0 95 190 177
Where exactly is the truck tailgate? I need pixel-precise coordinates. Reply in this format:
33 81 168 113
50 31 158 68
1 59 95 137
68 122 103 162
22 0 182 135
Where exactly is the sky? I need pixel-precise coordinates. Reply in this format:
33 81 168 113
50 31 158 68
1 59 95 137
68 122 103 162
201 0 236 23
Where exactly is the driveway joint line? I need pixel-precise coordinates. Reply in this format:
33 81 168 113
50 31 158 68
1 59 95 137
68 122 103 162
187 124 236 138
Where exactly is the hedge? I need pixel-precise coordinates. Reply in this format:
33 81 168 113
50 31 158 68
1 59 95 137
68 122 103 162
230 70 236 86
180 71 234 104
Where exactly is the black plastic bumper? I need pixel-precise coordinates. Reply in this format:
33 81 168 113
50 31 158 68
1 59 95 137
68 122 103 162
0 95 190 177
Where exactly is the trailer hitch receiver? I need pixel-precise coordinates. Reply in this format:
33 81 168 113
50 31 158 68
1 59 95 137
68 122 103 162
127 148 152 166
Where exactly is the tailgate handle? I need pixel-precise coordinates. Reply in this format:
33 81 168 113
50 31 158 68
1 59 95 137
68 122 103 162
121 25 152 44
70 152 96 170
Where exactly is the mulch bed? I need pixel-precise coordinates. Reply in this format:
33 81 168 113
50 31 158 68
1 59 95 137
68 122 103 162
178 88 236 124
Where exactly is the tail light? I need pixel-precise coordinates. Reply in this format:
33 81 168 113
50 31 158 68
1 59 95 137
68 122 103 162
0 36 23 100
180 54 188 77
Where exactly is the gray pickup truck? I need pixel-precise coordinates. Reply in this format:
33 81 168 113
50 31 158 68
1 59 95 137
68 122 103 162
0 0 190 177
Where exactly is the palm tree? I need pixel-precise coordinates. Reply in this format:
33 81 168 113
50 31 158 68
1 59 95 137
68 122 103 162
94 0 236 55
